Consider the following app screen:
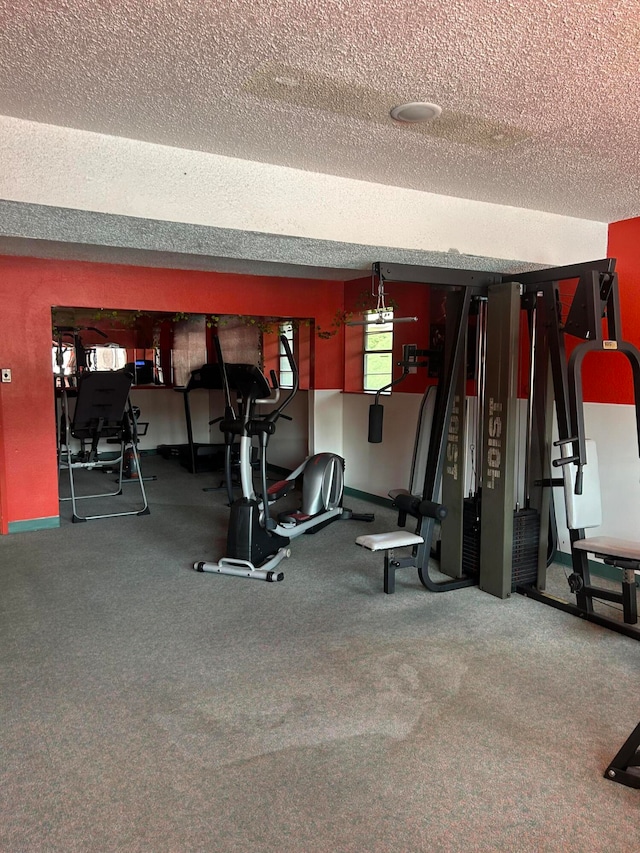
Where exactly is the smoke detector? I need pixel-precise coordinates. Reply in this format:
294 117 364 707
389 102 442 123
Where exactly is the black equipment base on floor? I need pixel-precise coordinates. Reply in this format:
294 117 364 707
604 722 640 788
516 583 640 641
157 442 226 473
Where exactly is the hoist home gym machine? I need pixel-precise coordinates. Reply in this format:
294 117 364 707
356 258 640 791
357 259 640 641
357 261 541 599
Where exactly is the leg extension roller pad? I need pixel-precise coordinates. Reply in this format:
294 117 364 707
356 531 424 594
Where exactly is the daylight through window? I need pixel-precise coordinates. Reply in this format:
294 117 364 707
363 311 394 393
279 322 294 389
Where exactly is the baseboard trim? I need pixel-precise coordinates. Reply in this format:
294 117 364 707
554 549 639 586
344 487 393 508
8 516 60 533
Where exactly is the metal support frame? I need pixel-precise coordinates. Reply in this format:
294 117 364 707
366 258 640 630
58 373 150 522
604 722 640 788
528 293 556 588
438 294 469 579
510 260 640 639
368 263 501 592
478 282 521 599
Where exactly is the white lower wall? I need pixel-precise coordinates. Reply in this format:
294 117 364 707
130 386 309 468
133 385 640 549
342 392 424 497
553 402 640 552
130 388 216 450
256 390 309 471
128 387 421 497
309 390 344 458
341 392 640 557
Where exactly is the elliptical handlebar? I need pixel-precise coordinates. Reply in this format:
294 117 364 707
213 336 237 424
263 334 299 423
255 376 281 405
253 368 280 405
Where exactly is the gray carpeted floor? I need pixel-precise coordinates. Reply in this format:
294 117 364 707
1 455 639 852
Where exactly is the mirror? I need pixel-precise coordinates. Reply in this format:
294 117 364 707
52 307 179 388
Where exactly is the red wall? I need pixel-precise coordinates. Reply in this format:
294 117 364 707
0 255 345 532
603 218 640 404
2 238 637 532
343 278 434 394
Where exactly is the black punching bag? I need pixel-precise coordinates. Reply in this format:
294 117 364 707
368 402 384 443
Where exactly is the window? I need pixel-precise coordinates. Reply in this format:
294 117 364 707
279 322 294 389
93 345 127 371
52 343 127 383
363 311 394 393
52 342 76 379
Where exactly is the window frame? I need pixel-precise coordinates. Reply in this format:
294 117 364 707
278 322 295 390
363 310 394 394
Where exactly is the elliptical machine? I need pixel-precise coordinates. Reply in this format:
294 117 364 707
194 335 373 581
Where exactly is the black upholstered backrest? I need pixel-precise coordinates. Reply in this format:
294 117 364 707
71 372 133 439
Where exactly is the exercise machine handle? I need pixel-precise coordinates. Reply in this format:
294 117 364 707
552 454 579 467
552 437 583 494
253 360 281 405
368 366 410 443
263 335 299 422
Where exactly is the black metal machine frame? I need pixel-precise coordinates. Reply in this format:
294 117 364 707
365 259 640 639
362 259 640 794
58 371 150 522
512 260 640 641
605 722 640 788
179 364 227 475
370 262 499 592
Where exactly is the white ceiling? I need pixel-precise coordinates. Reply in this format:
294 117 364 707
1 0 639 224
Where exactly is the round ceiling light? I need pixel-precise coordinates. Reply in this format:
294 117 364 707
389 102 442 123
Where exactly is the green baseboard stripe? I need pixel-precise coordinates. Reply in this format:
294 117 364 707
554 549 639 586
344 487 393 509
8 516 60 533
260 477 391 507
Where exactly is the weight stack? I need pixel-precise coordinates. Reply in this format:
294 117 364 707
511 508 540 590
462 497 482 576
462 497 540 590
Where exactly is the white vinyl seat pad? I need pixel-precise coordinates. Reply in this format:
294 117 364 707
356 531 424 551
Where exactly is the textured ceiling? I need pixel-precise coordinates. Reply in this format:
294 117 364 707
1 0 639 223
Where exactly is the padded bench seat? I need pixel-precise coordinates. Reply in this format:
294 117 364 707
573 535 639 624
558 439 640 625
355 531 424 551
573 536 640 568
356 531 425 594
